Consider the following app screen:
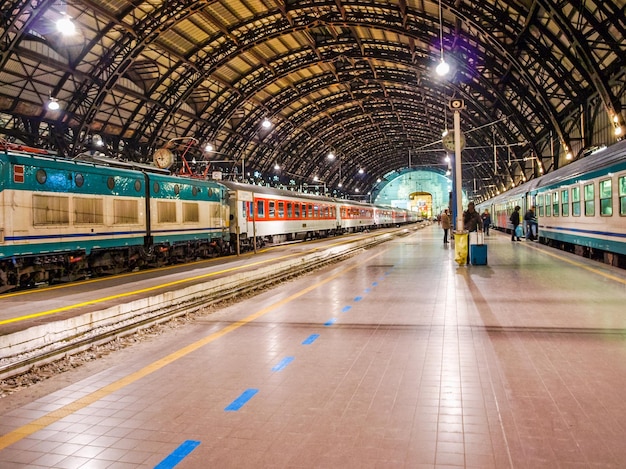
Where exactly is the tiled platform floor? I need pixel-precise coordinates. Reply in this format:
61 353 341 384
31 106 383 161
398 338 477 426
2 225 626 468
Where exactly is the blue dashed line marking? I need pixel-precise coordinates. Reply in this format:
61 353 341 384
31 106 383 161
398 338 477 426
341 305 352 313
354 296 363 302
324 318 337 326
225 388 258 411
372 282 378 286
154 440 201 469
272 356 294 372
302 334 319 345
364 288 371 293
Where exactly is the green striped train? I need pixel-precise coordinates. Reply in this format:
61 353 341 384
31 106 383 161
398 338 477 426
0 144 230 293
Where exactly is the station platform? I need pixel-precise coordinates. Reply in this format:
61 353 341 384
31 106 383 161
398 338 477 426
1 224 626 468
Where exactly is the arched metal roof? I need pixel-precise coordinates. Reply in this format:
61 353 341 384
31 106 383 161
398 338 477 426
1 0 624 200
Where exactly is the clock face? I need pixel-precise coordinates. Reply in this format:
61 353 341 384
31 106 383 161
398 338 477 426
442 131 465 151
153 148 174 169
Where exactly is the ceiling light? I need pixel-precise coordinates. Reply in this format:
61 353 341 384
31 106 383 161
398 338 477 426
436 59 450 76
204 143 214 152
47 97 60 110
261 118 272 129
56 16 76 36
327 152 335 160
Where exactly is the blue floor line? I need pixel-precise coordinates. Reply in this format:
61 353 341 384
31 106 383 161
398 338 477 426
154 440 201 469
324 318 337 326
302 334 320 344
225 388 259 411
341 305 352 313
272 356 294 372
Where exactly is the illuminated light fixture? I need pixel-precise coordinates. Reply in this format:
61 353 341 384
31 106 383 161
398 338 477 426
435 0 449 76
442 128 449 137
274 163 280 170
261 118 272 129
313 175 320 182
566 152 573 160
46 97 60 110
377 178 381 183
338 182 343 188
445 168 451 176
93 134 103 146
358 168 364 174
56 15 76 36
355 188 360 193
327 152 335 160
615 125 623 136
444 155 451 163
204 143 214 152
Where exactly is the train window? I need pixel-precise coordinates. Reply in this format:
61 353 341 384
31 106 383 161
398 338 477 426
75 197 103 224
114 199 139 224
75 173 84 188
245 201 251 220
552 192 559 216
278 201 285 218
183 203 199 223
174 184 180 195
256 200 265 218
561 189 569 216
313 205 319 218
324 206 329 218
287 203 293 218
158 201 177 223
33 194 69 225
599 179 612 216
295 203 300 218
192 186 199 196
153 181 159 193
537 195 544 217
620 176 626 216
268 201 275 217
584 183 595 216
308 204 313 217
108 177 116 190
572 186 581 216
543 194 551 217
35 168 47 184
134 179 141 192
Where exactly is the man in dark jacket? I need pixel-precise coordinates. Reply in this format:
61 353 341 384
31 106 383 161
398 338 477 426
524 206 537 241
463 202 481 232
510 206 522 241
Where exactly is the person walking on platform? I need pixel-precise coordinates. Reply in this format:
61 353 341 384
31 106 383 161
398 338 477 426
441 209 451 244
524 206 537 241
463 202 481 232
481 209 491 236
510 205 522 241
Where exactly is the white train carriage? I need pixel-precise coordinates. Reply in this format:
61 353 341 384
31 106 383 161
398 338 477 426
339 201 377 232
222 181 341 248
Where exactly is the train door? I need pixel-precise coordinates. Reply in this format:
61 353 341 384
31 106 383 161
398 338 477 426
228 189 253 255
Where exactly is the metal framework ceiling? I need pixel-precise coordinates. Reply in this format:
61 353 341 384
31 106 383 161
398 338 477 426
1 0 624 200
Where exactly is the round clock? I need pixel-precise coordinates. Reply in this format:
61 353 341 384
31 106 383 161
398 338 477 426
442 131 466 152
153 148 174 169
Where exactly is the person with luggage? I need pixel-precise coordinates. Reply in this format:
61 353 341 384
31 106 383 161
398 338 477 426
481 209 491 236
441 209 451 244
510 205 522 241
524 206 537 241
463 202 481 232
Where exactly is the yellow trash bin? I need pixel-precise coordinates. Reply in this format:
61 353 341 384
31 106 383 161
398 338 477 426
454 231 469 265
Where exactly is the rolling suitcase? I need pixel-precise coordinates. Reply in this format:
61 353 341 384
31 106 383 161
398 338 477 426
470 231 488 265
